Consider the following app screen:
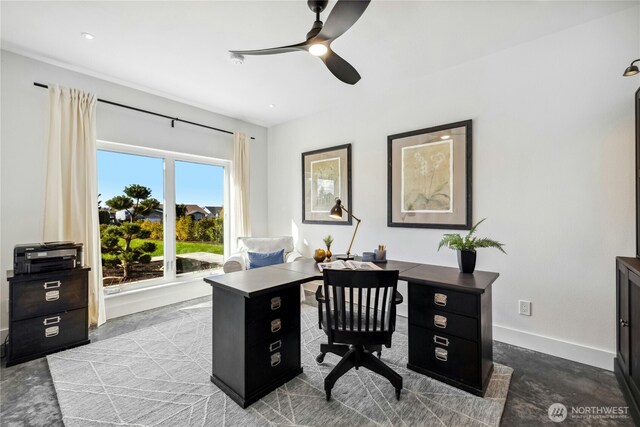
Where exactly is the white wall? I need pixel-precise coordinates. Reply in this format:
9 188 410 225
0 51 268 335
268 8 640 369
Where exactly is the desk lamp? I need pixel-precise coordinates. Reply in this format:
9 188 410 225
329 198 361 260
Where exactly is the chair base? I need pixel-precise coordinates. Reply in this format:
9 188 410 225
317 344 402 401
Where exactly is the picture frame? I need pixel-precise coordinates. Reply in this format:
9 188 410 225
387 120 472 229
302 144 352 225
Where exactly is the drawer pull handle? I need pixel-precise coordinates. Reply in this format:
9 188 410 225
45 290 60 301
434 293 447 306
271 297 282 310
434 315 448 329
269 340 282 352
271 319 282 333
270 352 281 367
433 335 449 347
43 316 61 326
45 326 59 338
43 280 61 290
435 347 448 362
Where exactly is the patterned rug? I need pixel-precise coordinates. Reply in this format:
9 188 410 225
47 304 513 426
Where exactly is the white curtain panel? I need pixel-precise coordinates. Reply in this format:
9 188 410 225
43 85 106 326
232 132 251 245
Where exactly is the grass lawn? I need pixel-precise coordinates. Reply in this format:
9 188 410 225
130 239 223 257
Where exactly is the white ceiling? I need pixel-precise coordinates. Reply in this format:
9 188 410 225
1 1 635 127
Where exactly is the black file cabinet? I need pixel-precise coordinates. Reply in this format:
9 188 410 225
407 277 494 396
615 257 640 425
210 283 301 408
6 267 90 367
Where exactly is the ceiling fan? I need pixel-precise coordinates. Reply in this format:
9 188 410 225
229 0 371 85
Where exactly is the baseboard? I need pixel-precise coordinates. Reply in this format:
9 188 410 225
105 278 211 320
493 324 614 371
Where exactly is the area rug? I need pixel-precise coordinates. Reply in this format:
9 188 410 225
47 304 513 426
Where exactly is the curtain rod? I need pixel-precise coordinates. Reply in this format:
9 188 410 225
33 82 255 140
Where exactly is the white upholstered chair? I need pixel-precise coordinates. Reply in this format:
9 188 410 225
223 236 303 273
223 236 305 301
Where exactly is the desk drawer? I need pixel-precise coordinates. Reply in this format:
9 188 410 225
10 273 87 321
9 308 87 360
409 324 479 387
246 287 299 324
246 314 299 347
246 331 300 391
410 285 478 317
409 307 477 342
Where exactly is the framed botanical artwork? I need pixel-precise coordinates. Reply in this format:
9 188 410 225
388 120 472 229
302 144 352 225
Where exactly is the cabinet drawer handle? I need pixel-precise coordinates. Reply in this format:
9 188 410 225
270 352 281 367
45 326 59 338
435 347 448 362
271 319 282 333
43 280 61 290
271 297 281 310
269 340 282 352
45 290 60 302
43 316 61 326
433 335 449 347
434 315 448 329
434 293 447 307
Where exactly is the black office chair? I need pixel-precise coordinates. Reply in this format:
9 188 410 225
315 269 403 401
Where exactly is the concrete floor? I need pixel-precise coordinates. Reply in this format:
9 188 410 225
0 295 633 426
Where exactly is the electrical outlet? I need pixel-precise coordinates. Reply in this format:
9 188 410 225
519 300 531 316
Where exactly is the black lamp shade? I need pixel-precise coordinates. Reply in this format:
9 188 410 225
624 60 640 77
330 199 343 219
624 65 639 77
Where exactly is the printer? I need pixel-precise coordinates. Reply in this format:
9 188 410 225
14 241 83 275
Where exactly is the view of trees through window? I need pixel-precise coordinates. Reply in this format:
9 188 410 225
97 150 225 287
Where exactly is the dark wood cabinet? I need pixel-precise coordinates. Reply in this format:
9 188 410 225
6 267 90 367
206 269 306 408
615 257 640 425
402 265 498 396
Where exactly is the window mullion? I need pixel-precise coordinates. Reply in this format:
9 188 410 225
164 158 177 280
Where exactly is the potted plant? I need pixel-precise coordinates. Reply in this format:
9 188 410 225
437 218 506 273
323 235 334 261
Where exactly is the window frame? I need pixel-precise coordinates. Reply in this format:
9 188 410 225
97 140 230 294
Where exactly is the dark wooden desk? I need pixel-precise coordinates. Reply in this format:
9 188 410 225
204 258 498 406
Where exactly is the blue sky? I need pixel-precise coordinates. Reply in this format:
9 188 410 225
97 151 224 208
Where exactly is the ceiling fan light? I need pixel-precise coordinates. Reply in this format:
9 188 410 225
309 44 328 57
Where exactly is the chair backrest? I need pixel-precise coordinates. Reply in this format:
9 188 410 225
322 269 399 346
237 236 294 254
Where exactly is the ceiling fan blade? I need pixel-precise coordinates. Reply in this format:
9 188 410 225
230 41 309 56
316 0 370 41
319 48 361 85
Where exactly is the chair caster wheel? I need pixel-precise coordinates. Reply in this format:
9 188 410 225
326 391 331 401
395 389 401 400
316 353 325 363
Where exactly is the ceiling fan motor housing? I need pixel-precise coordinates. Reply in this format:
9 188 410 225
308 0 328 13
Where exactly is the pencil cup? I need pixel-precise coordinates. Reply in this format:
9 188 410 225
374 249 386 261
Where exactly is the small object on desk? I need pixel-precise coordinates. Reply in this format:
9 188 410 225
374 246 387 263
313 248 326 263
361 252 375 262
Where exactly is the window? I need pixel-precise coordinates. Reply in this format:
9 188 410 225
97 142 228 291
